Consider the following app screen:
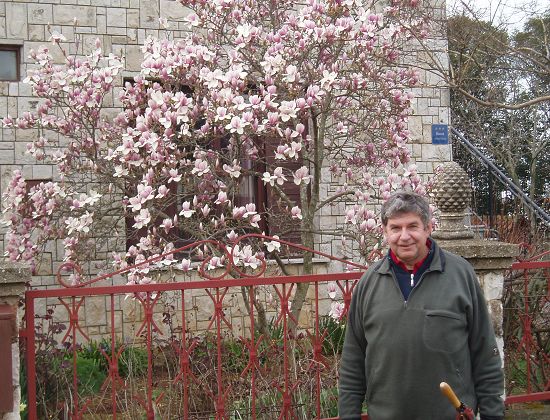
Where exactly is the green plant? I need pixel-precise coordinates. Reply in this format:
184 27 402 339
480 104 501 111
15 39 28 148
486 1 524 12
78 339 148 378
75 357 107 395
320 386 339 417
119 345 148 378
319 315 346 355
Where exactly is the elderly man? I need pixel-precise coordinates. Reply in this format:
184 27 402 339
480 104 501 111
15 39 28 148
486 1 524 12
338 191 504 420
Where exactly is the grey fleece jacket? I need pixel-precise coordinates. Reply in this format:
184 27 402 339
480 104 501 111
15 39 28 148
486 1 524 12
338 240 504 420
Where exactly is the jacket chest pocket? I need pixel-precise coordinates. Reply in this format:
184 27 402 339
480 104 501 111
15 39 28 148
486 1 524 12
423 310 467 353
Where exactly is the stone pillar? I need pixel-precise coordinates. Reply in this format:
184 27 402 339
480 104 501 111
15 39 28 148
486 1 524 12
0 262 30 420
431 162 518 359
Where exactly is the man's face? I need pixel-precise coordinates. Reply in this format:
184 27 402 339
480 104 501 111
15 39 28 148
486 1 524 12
383 212 432 269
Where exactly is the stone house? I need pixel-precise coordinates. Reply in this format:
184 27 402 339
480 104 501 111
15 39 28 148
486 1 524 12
0 0 453 338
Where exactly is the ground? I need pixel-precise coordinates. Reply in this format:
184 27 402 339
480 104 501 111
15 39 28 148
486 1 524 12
505 402 550 419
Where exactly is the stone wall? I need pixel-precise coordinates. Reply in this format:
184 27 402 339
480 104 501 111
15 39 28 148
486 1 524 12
0 0 451 336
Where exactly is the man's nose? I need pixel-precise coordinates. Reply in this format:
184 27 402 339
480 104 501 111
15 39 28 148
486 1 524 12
400 228 411 239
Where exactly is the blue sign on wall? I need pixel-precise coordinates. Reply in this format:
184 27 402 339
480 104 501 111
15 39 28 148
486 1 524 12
431 124 449 145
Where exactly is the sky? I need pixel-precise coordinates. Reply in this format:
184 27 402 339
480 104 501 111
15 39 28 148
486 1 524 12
447 0 549 31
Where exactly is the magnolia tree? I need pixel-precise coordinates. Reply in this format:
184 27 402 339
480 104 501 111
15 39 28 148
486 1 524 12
2 0 430 327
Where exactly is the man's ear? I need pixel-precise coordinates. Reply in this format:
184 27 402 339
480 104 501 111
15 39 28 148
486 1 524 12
425 220 433 235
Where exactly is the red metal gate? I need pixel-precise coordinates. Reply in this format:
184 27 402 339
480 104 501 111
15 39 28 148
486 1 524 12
22 235 367 419
504 249 550 405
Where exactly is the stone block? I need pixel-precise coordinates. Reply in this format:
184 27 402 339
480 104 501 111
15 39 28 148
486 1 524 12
421 143 451 162
89 0 110 5
440 89 450 107
139 0 160 29
111 35 128 44
127 28 138 42
0 16 5 38
421 87 435 98
6 3 27 40
160 0 191 21
137 28 146 43
488 300 503 336
125 44 143 72
144 28 159 38
127 8 139 28
28 24 45 41
14 142 35 164
8 82 18 96
80 34 102 53
0 149 14 164
438 107 450 125
408 115 423 140
35 252 53 276
0 95 8 114
415 97 429 116
113 310 122 333
0 262 30 305
107 26 127 36
193 294 215 323
122 296 143 323
28 3 53 24
107 7 127 27
32 164 53 179
53 5 96 26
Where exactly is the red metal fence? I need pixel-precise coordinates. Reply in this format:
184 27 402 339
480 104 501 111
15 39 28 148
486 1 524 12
21 235 550 418
22 235 367 419
504 249 550 405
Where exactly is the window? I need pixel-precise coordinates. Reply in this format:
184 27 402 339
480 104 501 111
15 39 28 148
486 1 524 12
0 45 20 81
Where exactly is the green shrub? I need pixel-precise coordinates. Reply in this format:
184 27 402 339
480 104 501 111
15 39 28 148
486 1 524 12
78 339 148 378
75 357 107 395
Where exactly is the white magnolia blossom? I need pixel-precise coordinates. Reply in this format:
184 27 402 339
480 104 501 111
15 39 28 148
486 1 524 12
265 236 281 253
133 208 151 229
179 201 195 218
327 282 338 300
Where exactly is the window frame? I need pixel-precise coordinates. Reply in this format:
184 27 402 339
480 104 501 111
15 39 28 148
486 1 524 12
0 44 21 82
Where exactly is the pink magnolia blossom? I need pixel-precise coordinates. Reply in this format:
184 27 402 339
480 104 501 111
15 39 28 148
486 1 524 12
222 161 241 178
225 115 247 134
167 168 182 183
293 166 311 185
160 218 174 234
49 31 67 44
327 282 338 300
329 301 345 320
291 206 302 220
215 191 230 205
191 159 210 176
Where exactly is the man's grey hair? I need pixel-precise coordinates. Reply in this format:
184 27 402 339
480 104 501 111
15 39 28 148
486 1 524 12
381 191 431 227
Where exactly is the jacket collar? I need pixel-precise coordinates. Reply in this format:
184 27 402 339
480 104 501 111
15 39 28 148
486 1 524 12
376 237 446 275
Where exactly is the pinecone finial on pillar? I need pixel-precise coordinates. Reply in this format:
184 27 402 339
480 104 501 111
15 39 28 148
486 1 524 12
431 161 474 239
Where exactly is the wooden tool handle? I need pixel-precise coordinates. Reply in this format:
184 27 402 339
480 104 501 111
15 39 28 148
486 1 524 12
440 382 461 409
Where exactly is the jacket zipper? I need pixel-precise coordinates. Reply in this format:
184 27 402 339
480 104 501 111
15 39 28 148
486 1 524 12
400 269 434 308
